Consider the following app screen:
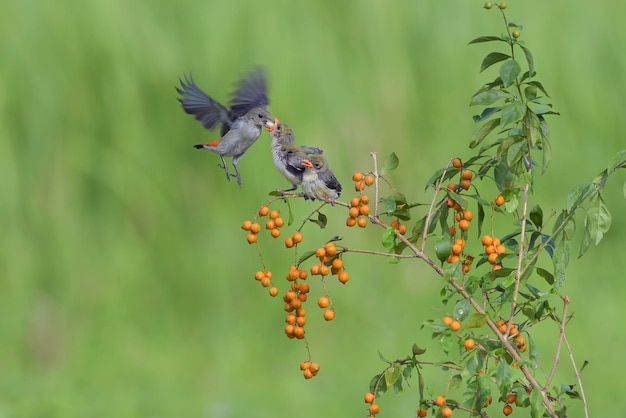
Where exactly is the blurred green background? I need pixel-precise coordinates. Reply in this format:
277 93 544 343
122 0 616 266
1 0 624 417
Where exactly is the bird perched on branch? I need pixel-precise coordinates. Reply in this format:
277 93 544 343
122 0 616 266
267 119 323 192
301 155 342 204
177 68 275 187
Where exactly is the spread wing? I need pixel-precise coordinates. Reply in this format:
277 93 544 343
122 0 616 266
177 75 235 135
229 67 269 118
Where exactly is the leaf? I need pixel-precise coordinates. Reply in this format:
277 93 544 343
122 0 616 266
525 80 550 97
480 52 511 72
380 197 396 213
578 221 591 258
418 370 425 399
385 364 402 389
520 45 535 75
607 149 626 173
449 374 462 391
381 152 399 175
468 35 504 44
529 204 543 228
268 190 283 196
464 313 488 329
506 138 526 167
435 239 453 263
470 118 501 148
529 388 545 418
382 227 396 248
453 299 471 321
524 84 538 101
496 361 513 393
500 60 521 87
470 90 508 106
286 198 295 226
472 106 501 122
536 267 554 285
500 102 527 127
541 134 552 173
309 211 327 229
412 343 427 356
566 183 591 211
297 250 317 265
552 241 570 289
586 194 612 245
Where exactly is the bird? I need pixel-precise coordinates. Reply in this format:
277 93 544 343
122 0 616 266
268 120 323 192
300 154 342 204
176 68 275 187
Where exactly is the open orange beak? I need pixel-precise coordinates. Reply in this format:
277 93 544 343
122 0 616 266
301 159 313 168
265 117 279 132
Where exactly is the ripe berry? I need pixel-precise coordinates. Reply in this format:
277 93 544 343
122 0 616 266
300 361 311 371
462 210 473 221
357 217 367 228
325 242 337 256
441 407 453 418
458 219 470 231
398 224 407 235
269 287 279 297
481 235 493 246
303 368 313 379
359 205 370 216
450 320 461 332
506 393 517 404
368 403 380 415
464 338 476 350
461 170 473 180
285 237 295 248
352 172 364 182
241 220 252 231
364 392 375 404
332 258 343 270
274 217 285 227
250 223 261 234
316 247 326 259
442 316 453 326
360 194 370 204
435 396 446 407
271 228 281 238
349 207 360 218
460 179 471 190
258 206 270 216
323 309 335 321
355 182 366 192
309 362 320 374
350 197 360 207
292 231 303 243
338 271 350 284
346 217 357 227
364 175 375 186
503 404 513 416
495 195 505 206
452 158 462 169
417 408 428 417
269 210 280 219
246 233 257 244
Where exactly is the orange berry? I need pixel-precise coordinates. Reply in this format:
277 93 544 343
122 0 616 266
516 335 526 346
463 263 472 273
398 224 407 235
493 238 501 246
286 314 296 324
300 361 311 370
352 172 364 182
450 320 461 332
461 170 473 180
303 368 313 379
309 362 320 374
452 158 462 169
447 183 457 192
360 194 370 204
369 403 380 415
481 235 493 246
325 242 337 256
292 231 303 243
488 253 499 264
269 287 279 297
246 233 257 244
417 408 428 417
297 293 307 302
364 175 375 186
299 269 308 280
271 228 281 238
451 243 463 256
270 210 280 219
254 271 265 281
511 361 518 368
464 338 476 350
338 271 350 284
310 264 321 275
462 210 473 221
447 254 460 264
274 217 285 227
323 309 335 321
390 220 400 229
355 182 366 191
317 296 330 308
458 219 470 231
446 197 455 208
250 222 262 234
359 205 370 216
296 316 307 326
506 393 517 404
495 195 505 206
316 247 326 259
496 245 506 255
293 326 305 339
296 307 306 317
460 179 471 190
258 206 270 216
435 396 446 407
441 406 453 418
285 237 295 248
265 219 275 230
241 220 252 231
320 265 330 276
454 238 466 248
449 226 456 236
260 276 271 287
485 395 493 407
350 197 361 207
349 207 360 218
298 282 310 293
346 217 357 227
364 392 375 404
442 316 453 326
485 245 496 255
509 326 519 337
503 404 513 416
357 217 367 228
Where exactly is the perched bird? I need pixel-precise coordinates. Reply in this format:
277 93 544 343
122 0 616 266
177 68 275 187
301 155 342 204
268 120 323 192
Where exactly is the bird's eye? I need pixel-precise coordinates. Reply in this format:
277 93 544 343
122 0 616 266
315 162 322 169
257 113 263 118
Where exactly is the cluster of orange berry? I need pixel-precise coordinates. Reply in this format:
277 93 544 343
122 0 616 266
446 237 472 273
363 392 380 416
283 265 310 338
495 320 527 352
389 219 407 235
434 396 454 417
299 360 321 380
241 205 285 243
311 241 350 285
502 393 517 416
353 171 375 192
481 235 506 271
442 316 461 332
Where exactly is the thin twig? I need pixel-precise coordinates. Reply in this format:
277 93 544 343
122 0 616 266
371 152 380 217
508 183 530 330
421 162 453 252
562 312 589 418
544 296 568 390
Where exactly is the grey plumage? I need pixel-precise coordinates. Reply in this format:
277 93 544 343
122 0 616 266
177 68 274 186
301 155 342 204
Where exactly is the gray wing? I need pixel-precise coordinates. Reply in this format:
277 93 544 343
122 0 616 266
177 75 235 135
323 171 342 195
301 146 324 155
229 67 269 117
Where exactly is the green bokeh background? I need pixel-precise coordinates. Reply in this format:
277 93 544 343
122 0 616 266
1 1 624 417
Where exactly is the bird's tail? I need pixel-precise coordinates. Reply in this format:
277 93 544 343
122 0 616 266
193 140 220 149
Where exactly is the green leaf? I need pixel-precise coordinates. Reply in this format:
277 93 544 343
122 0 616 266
524 84 538 101
500 60 521 86
381 152 400 175
567 183 591 211
468 35 504 44
496 361 513 393
480 52 511 72
525 80 550 97
470 90 508 106
285 198 295 226
418 370 425 399
297 250 317 265
453 299 471 321
380 197 396 213
501 102 527 127
385 364 402 389
449 374 462 391
465 313 487 329
506 138 526 167
579 221 591 258
412 343 427 356
520 45 535 75
536 267 554 285
541 134 552 173
529 388 545 418
309 211 327 229
382 227 396 248
553 241 570 289
268 190 283 196
435 239 453 263
472 106 501 122
529 204 543 228
586 194 612 245
607 149 626 173
470 118 501 148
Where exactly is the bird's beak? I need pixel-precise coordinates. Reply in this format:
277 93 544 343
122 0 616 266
301 159 313 168
265 117 278 132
